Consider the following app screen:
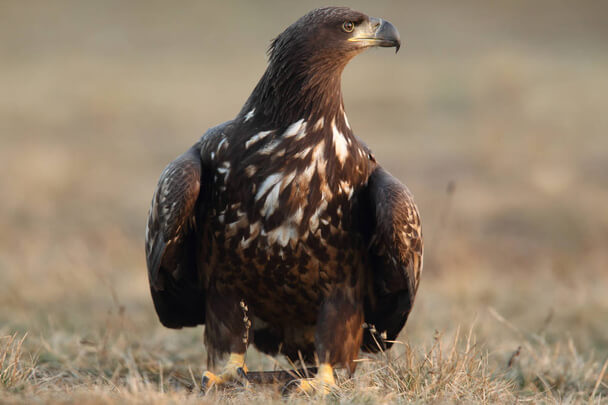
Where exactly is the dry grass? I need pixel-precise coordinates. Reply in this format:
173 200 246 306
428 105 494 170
1 312 607 403
1 0 608 403
1 334 31 392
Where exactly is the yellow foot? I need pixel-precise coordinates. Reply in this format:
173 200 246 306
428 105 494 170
295 363 336 396
201 353 248 392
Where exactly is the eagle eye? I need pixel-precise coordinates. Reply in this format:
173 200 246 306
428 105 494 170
342 21 355 33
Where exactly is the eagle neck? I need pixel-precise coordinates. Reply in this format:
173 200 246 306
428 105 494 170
242 60 349 131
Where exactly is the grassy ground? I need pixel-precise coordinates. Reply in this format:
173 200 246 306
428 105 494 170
1 1 607 403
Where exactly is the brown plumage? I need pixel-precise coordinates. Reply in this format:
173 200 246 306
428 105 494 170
145 6 422 389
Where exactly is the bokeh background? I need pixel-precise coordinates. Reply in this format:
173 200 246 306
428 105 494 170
1 0 607 402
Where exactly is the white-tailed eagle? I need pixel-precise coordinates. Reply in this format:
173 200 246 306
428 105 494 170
145 6 423 392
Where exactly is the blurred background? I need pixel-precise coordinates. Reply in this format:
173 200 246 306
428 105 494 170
0 0 607 398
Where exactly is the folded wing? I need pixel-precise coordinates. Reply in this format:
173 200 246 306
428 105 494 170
361 167 423 351
145 143 206 328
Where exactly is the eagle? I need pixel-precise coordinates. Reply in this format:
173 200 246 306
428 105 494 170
145 7 423 392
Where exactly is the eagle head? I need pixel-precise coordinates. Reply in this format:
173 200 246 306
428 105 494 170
270 7 401 63
243 7 401 126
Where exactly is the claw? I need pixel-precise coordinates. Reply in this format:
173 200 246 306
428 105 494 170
201 370 221 393
237 366 249 381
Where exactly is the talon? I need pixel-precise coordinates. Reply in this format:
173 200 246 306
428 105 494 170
237 366 248 381
201 371 221 392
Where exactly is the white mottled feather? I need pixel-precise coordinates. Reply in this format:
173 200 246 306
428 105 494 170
245 130 272 149
332 119 349 165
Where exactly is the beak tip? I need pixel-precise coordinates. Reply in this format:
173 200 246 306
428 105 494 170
374 18 402 54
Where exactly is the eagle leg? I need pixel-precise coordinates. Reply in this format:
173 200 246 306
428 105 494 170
201 353 249 391
290 288 363 394
202 290 252 392
316 288 364 370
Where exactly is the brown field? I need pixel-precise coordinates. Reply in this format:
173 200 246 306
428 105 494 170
1 1 607 403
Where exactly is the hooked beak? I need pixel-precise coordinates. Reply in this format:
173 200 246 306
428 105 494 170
348 17 401 53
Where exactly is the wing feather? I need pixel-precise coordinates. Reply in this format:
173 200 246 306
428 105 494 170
145 143 206 328
361 167 423 351
146 145 201 288
144 121 233 329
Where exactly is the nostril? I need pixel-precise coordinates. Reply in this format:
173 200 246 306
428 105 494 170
369 17 382 31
